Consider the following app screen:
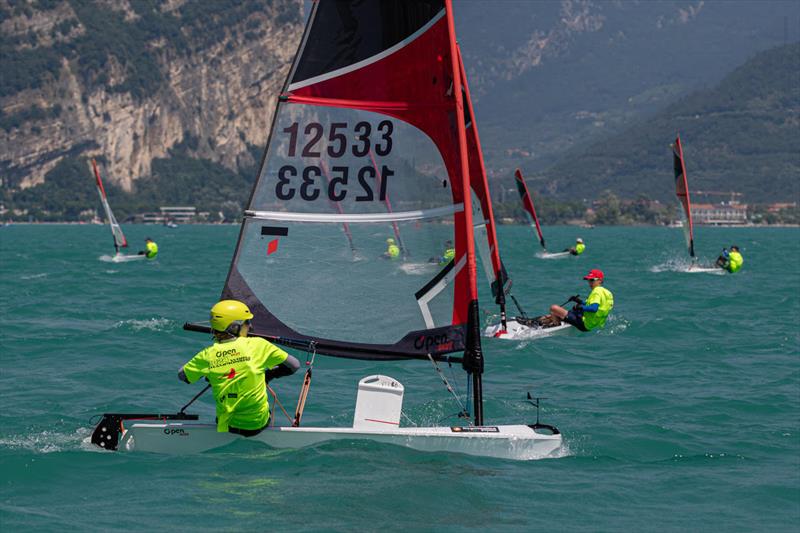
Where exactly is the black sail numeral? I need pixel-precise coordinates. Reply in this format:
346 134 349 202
277 121 396 203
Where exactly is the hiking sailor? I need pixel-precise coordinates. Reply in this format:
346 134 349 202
565 238 585 256
383 237 400 259
138 237 158 259
178 300 300 436
430 240 455 265
546 269 614 331
715 245 743 273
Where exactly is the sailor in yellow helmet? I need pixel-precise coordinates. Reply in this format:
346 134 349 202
566 238 585 256
178 300 299 435
546 269 614 331
383 237 400 259
137 237 158 259
715 245 744 273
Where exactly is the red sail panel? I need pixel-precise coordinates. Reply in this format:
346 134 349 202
514 169 545 250
672 135 695 257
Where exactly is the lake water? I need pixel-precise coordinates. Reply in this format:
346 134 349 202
1 224 798 530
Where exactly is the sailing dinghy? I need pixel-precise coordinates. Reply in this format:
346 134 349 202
515 169 569 259
91 159 143 263
480 167 573 339
671 136 718 273
90 0 561 460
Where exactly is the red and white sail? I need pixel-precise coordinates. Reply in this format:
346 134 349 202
91 158 127 252
220 1 484 421
672 135 695 258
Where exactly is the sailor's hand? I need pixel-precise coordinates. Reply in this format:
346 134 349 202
572 304 584 313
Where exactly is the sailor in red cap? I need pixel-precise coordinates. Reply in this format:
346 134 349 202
547 268 614 331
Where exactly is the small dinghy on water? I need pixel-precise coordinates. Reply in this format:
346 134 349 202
90 0 561 461
92 159 144 263
671 135 719 274
515 169 569 260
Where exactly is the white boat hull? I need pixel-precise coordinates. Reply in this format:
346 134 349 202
100 253 147 263
484 319 574 340
120 421 562 460
686 265 724 275
536 251 571 259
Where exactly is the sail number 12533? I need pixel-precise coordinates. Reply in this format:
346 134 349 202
276 120 394 202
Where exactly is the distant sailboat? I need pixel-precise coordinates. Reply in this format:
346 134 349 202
671 135 718 273
515 169 570 259
91 159 144 263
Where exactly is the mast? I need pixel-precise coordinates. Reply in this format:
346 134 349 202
457 44 508 334
446 0 483 425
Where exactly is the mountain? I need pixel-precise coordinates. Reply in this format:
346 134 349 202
455 0 800 177
531 43 800 203
0 0 303 197
2 0 798 220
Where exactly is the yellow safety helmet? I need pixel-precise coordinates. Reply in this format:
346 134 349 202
386 238 396 245
210 300 254 332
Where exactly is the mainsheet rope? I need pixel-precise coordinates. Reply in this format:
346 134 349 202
427 354 470 422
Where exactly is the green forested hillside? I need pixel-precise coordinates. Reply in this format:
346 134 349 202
536 43 800 203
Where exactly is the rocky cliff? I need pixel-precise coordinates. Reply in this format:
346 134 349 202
0 0 303 192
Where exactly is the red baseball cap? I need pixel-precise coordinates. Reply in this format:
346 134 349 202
583 269 604 281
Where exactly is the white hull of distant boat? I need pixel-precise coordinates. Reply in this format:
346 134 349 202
118 421 561 460
537 251 571 259
100 253 147 263
484 319 573 340
686 264 724 275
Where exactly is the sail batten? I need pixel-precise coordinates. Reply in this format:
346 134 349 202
245 204 462 223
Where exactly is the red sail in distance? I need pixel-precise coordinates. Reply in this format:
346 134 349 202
514 169 545 250
672 135 695 258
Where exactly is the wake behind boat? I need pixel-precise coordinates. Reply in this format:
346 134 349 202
90 0 562 460
537 251 572 259
99 253 146 263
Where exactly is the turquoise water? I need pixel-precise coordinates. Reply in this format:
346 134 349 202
1 224 798 531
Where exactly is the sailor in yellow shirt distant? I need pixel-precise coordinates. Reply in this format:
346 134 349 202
138 237 158 259
565 238 585 256
549 269 614 332
178 300 299 435
383 237 400 259
715 245 743 273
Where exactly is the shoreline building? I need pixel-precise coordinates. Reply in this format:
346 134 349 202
691 202 748 225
